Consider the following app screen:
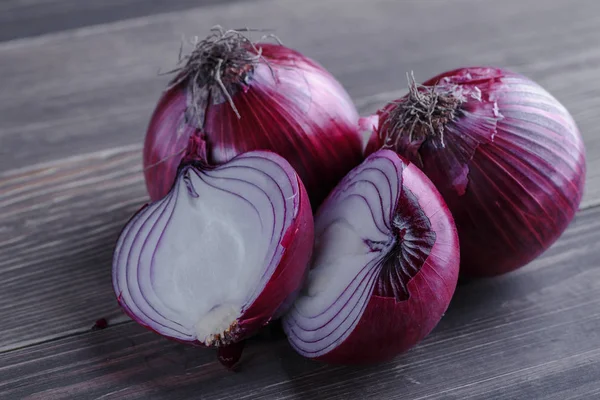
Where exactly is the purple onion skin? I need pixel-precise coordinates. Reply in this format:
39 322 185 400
114 151 314 351
234 168 314 338
323 154 458 364
217 340 245 369
144 43 363 208
366 67 586 278
284 150 459 364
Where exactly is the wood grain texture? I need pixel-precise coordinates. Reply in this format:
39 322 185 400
2 0 600 398
1 0 600 206
0 146 145 351
1 206 599 399
0 0 245 41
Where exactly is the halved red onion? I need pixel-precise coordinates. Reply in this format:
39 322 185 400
113 151 313 366
366 67 586 277
283 150 459 364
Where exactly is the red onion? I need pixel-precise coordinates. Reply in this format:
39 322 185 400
365 67 586 277
144 28 363 208
283 149 459 364
113 151 314 367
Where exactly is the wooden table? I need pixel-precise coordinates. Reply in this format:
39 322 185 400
1 0 600 398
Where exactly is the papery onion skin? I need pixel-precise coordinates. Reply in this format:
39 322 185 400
113 151 314 352
357 113 380 156
283 150 459 364
144 32 363 208
366 67 586 277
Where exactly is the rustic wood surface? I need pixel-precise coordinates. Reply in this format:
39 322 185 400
2 206 600 400
0 0 599 399
0 0 244 41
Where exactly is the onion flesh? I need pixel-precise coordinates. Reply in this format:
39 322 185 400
283 149 459 364
113 151 313 361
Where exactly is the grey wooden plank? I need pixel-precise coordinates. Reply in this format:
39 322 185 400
1 0 600 206
0 0 245 42
0 146 145 351
1 206 599 399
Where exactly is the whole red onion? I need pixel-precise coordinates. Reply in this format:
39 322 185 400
283 150 459 364
365 67 586 277
144 28 363 208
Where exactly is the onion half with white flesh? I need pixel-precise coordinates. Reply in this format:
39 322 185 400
113 151 314 367
283 149 459 364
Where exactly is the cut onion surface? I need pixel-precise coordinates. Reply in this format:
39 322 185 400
283 149 459 364
113 151 313 365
